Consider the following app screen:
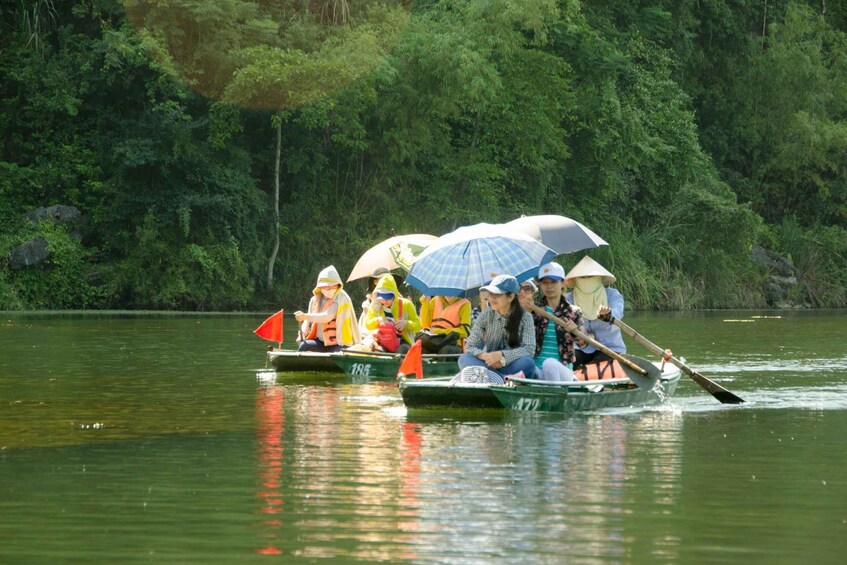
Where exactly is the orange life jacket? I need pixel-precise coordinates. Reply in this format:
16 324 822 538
306 298 338 346
430 297 470 347
574 359 627 381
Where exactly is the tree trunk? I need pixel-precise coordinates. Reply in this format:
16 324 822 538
266 114 282 290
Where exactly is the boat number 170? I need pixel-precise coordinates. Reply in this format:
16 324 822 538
349 363 371 376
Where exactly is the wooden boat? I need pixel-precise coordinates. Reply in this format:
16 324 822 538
267 348 459 380
333 350 459 380
400 356 681 411
266 350 343 373
399 376 504 409
490 362 682 412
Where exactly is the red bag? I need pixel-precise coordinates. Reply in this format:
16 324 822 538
375 321 401 353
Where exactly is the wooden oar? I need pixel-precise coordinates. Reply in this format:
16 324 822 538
525 303 661 390
599 314 745 404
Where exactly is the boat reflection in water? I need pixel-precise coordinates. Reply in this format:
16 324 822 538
252 382 423 560
252 375 685 561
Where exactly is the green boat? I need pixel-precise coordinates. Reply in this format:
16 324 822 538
266 350 344 373
333 350 459 380
267 348 459 381
490 364 682 413
398 377 503 409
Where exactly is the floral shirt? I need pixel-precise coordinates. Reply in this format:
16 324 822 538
531 296 584 365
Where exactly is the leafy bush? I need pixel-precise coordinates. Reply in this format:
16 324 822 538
2 221 103 309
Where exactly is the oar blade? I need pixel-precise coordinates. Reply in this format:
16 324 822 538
619 354 662 391
686 368 745 404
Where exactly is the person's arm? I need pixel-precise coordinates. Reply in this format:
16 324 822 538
607 288 624 320
398 300 421 335
501 311 536 366
298 302 338 324
419 296 433 329
464 310 487 356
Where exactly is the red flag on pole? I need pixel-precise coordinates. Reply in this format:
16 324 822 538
254 310 284 343
397 340 424 379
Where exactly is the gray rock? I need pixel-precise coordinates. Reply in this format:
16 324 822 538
751 246 796 277
751 247 806 307
8 237 50 269
25 205 81 224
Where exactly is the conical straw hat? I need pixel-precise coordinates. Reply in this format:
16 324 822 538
564 256 616 286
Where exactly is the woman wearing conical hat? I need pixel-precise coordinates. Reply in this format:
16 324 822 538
564 256 626 369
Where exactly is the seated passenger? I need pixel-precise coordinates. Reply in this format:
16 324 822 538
564 256 625 369
520 262 585 382
418 295 471 355
364 273 421 354
457 275 537 381
295 265 361 352
358 267 390 334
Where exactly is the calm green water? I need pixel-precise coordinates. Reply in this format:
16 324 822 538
1 310 846 563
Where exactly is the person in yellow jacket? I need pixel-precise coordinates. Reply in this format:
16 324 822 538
364 273 421 354
418 295 471 355
295 265 361 352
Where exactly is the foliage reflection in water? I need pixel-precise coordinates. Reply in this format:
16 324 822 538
1 311 846 562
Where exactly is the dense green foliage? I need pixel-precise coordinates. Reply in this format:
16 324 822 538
1 0 845 311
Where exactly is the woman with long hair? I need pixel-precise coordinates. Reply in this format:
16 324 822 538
456 275 537 382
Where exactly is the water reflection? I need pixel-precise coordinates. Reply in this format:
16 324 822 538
254 386 285 555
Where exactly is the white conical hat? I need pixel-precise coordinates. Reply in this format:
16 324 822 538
564 256 616 286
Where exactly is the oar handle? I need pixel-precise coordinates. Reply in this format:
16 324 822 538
526 303 647 376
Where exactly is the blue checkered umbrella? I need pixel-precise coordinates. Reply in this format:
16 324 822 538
406 223 556 297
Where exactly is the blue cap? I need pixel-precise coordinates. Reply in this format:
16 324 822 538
376 291 395 300
480 274 519 295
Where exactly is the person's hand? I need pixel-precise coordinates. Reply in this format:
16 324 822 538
662 348 673 361
294 311 305 322
395 319 408 331
597 305 612 321
479 351 505 368
518 295 534 310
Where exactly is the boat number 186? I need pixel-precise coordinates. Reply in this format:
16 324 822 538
350 363 371 376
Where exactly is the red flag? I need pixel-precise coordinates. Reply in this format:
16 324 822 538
397 340 424 379
254 310 284 343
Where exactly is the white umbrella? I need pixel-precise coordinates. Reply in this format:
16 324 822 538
406 223 556 297
505 215 608 255
347 234 437 282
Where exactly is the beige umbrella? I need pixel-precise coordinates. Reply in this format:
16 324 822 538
347 234 438 282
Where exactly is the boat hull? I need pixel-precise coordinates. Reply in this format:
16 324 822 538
491 373 681 412
334 353 458 380
267 350 343 373
267 349 459 381
399 378 503 409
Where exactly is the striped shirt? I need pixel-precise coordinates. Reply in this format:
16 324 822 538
534 305 560 369
464 308 536 366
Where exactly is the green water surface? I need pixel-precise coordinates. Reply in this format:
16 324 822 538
1 311 845 563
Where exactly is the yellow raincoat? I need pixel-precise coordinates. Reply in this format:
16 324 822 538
364 274 421 345
301 265 361 347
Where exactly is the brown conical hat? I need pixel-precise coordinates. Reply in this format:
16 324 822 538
564 256 616 286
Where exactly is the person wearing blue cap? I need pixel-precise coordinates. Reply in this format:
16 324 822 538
520 262 585 381
456 274 537 381
364 273 421 354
